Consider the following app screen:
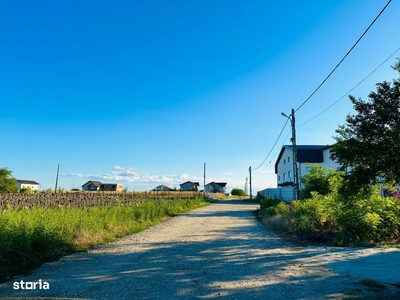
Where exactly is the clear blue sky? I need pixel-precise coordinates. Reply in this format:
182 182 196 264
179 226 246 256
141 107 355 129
1 0 399 192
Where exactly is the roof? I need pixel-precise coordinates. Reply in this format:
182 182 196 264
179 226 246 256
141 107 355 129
206 182 227 187
179 181 200 186
16 180 40 185
152 184 173 191
82 180 102 187
275 145 332 173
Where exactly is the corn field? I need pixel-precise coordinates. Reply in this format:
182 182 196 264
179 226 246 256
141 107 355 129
0 191 207 209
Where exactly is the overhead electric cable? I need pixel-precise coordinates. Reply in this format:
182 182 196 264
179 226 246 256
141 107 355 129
252 0 392 173
298 45 400 127
253 119 289 170
295 0 392 113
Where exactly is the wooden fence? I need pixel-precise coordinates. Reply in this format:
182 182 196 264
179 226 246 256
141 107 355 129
0 191 207 209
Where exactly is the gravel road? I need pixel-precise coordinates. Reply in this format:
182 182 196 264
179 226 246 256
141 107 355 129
0 199 399 299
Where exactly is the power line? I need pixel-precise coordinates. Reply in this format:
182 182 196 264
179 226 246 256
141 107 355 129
253 118 289 170
252 0 392 173
295 0 392 113
261 120 294 166
298 45 400 127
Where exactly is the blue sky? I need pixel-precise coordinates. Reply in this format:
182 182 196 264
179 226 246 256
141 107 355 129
1 0 399 192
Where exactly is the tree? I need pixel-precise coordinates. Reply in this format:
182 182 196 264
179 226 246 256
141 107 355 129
231 188 245 197
0 167 18 193
330 59 400 195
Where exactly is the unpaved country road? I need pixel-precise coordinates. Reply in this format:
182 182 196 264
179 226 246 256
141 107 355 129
1 199 399 299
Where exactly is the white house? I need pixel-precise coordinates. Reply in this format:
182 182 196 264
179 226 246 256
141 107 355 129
16 180 40 191
275 145 342 190
205 182 227 193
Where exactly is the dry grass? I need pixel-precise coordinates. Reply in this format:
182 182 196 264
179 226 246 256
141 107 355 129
262 214 291 233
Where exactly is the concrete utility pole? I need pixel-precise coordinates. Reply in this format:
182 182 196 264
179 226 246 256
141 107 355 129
290 109 300 200
249 166 252 200
281 109 300 200
203 162 206 196
54 164 60 193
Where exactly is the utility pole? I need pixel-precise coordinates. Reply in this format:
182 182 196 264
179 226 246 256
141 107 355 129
54 164 60 193
203 162 206 196
249 166 252 200
290 109 300 200
281 109 300 200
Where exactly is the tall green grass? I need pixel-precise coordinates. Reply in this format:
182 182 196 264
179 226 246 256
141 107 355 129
258 189 400 246
0 197 208 282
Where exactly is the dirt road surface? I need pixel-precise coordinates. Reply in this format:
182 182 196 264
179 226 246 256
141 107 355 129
0 199 399 299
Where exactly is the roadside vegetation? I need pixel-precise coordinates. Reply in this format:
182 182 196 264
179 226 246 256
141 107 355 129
0 195 208 282
258 165 400 246
231 188 246 197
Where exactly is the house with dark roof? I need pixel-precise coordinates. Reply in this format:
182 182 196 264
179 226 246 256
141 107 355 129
179 181 200 191
205 182 227 193
82 181 102 191
152 184 174 191
275 145 341 189
82 181 123 192
16 180 40 191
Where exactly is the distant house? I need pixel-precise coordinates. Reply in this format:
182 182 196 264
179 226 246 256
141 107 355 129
205 182 227 193
82 181 123 192
152 184 174 191
16 180 40 191
82 181 102 191
101 183 123 192
179 181 199 191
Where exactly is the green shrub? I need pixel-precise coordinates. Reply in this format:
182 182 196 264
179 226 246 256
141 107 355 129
300 165 344 199
231 188 245 196
274 202 291 215
19 187 32 194
260 196 282 210
259 165 400 246
335 187 400 245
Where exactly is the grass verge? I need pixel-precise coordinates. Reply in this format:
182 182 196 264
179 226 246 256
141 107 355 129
0 197 209 282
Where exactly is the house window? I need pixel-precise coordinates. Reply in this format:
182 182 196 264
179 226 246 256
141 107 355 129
283 173 286 180
288 171 291 178
284 159 286 164
288 156 290 163
278 175 280 181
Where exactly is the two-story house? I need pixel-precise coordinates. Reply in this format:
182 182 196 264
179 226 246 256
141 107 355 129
275 145 341 190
